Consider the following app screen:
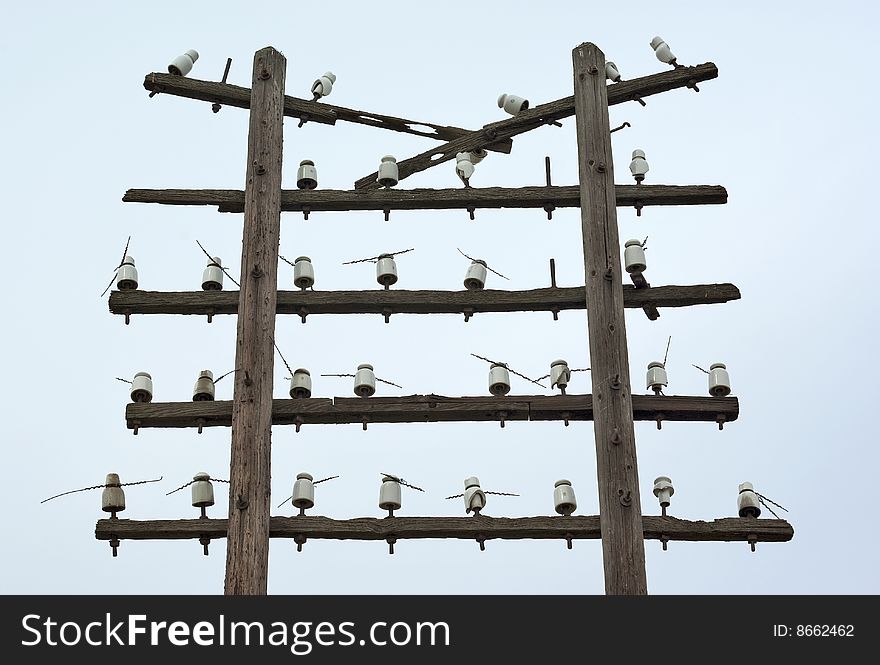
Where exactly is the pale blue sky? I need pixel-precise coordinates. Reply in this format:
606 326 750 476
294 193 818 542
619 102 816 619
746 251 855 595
1 1 877 594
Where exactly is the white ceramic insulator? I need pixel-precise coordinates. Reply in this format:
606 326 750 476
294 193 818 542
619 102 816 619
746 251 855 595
463 261 487 290
653 476 674 506
624 240 647 274
297 160 318 190
709 363 731 397
354 364 376 397
554 480 577 515
102 473 126 513
630 150 649 179
650 37 676 64
193 370 215 401
191 472 214 508
464 482 486 514
738 482 761 517
605 61 622 82
312 72 336 98
646 362 667 391
293 256 315 289
550 360 570 390
488 364 511 396
379 478 402 511
168 50 198 76
202 257 224 291
376 256 398 287
469 148 487 164
497 93 529 115
292 473 315 510
130 371 153 403
656 488 673 507
377 155 399 187
290 368 312 399
455 153 475 182
117 256 138 290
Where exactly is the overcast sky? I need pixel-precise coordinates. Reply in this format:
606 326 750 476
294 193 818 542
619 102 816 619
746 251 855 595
2 1 877 595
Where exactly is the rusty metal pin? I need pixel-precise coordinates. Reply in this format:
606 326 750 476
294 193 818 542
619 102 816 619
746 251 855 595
212 58 233 113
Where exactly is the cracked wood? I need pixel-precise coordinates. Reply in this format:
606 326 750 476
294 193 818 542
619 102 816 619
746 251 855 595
95 515 793 543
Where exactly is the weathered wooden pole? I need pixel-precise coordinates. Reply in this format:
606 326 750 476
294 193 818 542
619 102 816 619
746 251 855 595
572 42 648 595
224 47 286 595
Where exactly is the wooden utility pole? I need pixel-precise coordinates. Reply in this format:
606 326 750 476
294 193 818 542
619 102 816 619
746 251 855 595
573 42 648 595
102 41 794 595
224 47 286 595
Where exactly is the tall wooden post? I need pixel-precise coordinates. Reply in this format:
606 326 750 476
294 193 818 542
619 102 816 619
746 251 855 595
224 47 286 595
572 43 648 595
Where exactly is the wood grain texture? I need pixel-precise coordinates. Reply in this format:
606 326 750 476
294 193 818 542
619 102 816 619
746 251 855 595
109 283 740 317
145 72 337 124
353 62 718 189
95 515 793 543
123 184 727 213
574 43 647 595
629 272 661 320
224 48 285 596
109 284 740 316
124 394 740 430
143 72 512 153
